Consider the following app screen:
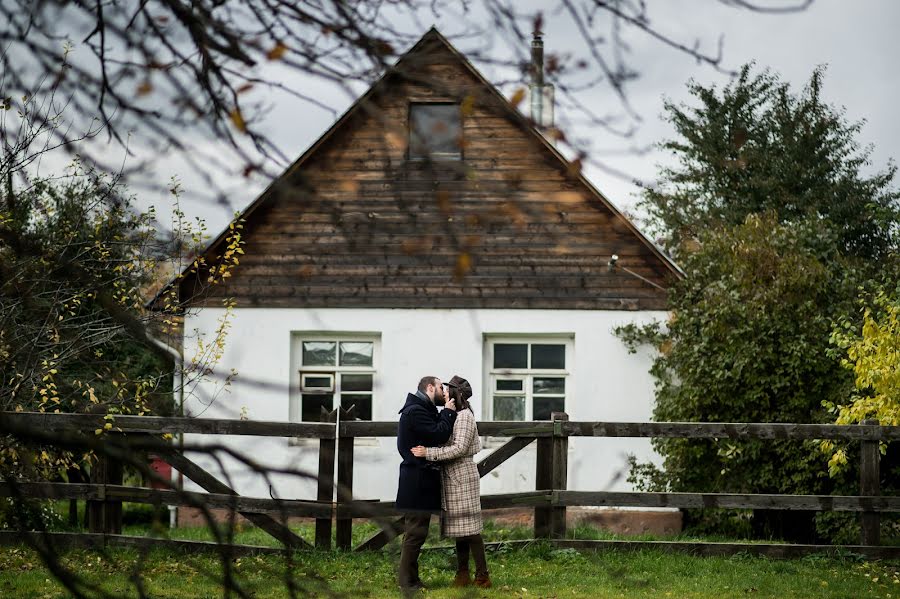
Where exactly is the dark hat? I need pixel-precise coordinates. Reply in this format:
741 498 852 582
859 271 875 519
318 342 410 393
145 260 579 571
447 375 473 401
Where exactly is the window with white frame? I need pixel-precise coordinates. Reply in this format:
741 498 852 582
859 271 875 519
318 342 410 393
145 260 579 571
294 338 376 421
486 337 572 421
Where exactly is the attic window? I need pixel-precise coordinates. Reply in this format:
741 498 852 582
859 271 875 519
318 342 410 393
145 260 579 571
409 102 462 160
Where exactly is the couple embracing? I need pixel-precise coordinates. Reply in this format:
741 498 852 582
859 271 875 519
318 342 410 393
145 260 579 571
396 375 491 593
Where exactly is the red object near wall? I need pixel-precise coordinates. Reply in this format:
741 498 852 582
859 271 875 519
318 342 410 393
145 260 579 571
148 455 172 489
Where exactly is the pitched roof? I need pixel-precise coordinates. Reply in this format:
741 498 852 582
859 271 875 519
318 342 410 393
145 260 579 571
149 27 679 311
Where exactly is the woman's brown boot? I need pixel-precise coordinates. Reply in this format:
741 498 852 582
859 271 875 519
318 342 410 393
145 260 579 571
470 534 491 588
473 573 492 588
454 538 472 586
452 570 472 587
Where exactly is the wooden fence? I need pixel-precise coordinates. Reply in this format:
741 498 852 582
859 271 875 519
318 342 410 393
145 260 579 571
1 410 899 558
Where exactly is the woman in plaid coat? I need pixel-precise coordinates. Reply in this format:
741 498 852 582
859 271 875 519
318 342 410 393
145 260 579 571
412 375 491 588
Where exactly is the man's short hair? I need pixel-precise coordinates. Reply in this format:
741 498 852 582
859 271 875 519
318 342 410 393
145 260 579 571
418 376 438 393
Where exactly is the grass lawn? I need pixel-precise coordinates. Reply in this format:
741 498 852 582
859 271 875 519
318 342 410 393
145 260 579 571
2 508 898 597
2 533 899 597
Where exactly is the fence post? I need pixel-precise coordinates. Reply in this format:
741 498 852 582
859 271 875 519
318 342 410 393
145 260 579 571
86 455 103 533
315 408 338 550
87 451 123 535
534 428 550 538
67 464 82 528
550 412 569 539
860 418 880 546
535 412 569 539
336 405 356 550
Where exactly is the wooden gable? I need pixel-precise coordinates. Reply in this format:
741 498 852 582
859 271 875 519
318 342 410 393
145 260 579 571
175 29 678 311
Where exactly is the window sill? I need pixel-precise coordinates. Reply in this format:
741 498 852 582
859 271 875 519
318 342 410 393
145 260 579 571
406 154 462 162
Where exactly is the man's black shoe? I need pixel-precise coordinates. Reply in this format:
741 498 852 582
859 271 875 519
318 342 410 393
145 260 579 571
399 581 426 596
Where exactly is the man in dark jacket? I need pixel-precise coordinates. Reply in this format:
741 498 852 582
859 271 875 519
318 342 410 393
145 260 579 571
396 375 457 592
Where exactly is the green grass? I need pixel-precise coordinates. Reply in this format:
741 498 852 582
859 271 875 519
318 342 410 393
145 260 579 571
1 540 898 598
2 533 899 597
4 508 898 597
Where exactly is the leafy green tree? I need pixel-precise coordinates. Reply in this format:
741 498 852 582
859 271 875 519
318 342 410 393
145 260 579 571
643 65 899 261
0 163 247 476
0 164 172 477
621 65 900 542
0 165 164 412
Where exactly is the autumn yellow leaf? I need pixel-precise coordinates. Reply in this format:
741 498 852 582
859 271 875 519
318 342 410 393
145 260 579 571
567 158 583 178
436 190 451 214
509 87 526 109
266 42 288 61
136 80 153 96
229 107 247 133
461 94 476 117
553 191 583 205
454 252 472 281
383 129 404 149
338 180 360 194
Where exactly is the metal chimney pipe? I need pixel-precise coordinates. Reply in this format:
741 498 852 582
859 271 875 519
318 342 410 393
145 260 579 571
531 32 544 87
529 30 554 129
530 31 544 125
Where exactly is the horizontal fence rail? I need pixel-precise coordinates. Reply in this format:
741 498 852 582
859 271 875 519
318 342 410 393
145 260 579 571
0 483 333 519
6 412 899 440
0 412 336 438
7 484 894 520
1 411 897 558
331 493 900 516
340 420 900 440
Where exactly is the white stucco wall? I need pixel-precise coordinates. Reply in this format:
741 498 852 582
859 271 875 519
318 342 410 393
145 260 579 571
179 307 666 502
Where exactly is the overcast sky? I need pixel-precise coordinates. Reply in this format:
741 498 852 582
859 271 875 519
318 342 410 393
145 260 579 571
581 0 900 220
52 0 900 239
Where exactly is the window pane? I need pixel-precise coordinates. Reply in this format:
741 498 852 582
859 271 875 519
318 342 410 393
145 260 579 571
533 396 565 421
339 342 373 366
494 344 527 369
531 344 565 369
342 373 373 392
533 377 565 395
341 394 372 420
303 375 333 389
493 395 525 420
301 394 333 422
410 104 461 158
496 379 524 391
303 342 335 366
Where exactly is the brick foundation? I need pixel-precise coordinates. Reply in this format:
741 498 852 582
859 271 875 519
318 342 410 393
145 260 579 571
176 505 682 537
482 507 683 537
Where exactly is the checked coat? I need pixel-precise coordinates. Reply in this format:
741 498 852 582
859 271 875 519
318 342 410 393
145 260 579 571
425 408 483 537
396 392 457 512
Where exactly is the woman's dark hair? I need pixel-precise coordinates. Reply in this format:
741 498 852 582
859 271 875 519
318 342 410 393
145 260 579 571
448 385 470 411
448 375 473 412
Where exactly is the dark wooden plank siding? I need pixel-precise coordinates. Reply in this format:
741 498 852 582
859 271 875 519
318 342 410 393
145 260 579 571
185 40 673 310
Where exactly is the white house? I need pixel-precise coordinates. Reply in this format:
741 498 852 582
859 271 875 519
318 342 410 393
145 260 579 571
160 28 678 509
